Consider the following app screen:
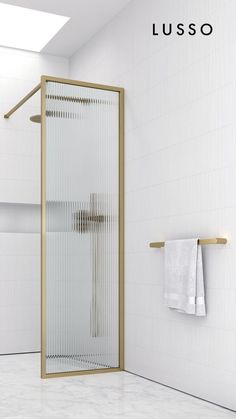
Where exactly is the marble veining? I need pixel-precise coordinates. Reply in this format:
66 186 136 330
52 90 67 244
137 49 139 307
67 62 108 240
0 353 234 419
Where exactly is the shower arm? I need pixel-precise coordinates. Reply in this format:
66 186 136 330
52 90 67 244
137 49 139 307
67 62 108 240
3 82 41 119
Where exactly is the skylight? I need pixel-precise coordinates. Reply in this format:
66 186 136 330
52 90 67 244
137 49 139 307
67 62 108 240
0 3 70 52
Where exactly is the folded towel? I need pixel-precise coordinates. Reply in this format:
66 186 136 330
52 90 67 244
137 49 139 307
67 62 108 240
164 239 206 316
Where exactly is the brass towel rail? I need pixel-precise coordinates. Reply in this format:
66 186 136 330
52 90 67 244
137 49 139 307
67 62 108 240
149 238 227 248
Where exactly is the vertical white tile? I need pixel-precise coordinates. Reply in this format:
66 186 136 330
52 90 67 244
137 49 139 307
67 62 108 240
70 0 236 410
0 47 68 354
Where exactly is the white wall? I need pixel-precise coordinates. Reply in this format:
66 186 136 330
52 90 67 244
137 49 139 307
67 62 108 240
70 0 236 410
0 47 68 353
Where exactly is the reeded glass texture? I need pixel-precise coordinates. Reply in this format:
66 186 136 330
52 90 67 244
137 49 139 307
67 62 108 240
45 81 119 373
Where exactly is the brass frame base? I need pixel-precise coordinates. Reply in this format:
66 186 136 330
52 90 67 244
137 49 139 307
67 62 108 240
41 367 123 379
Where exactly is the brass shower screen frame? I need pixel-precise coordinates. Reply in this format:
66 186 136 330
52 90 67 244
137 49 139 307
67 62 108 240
4 75 125 379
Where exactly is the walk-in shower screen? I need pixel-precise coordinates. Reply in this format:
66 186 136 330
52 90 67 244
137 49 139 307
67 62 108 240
41 78 123 377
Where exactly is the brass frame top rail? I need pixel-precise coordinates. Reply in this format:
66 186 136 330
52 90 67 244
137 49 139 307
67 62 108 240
149 238 227 248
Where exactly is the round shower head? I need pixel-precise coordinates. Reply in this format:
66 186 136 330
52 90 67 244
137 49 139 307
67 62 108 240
30 114 41 123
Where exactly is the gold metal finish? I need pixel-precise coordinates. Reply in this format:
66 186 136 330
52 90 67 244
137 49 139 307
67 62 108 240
40 75 125 379
72 200 106 233
41 74 123 93
41 77 46 379
119 88 125 371
30 114 41 123
41 367 123 379
4 83 41 119
149 238 227 248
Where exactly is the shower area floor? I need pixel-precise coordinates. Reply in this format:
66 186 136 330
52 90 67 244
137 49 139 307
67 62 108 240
46 355 108 373
0 353 234 419
47 357 99 373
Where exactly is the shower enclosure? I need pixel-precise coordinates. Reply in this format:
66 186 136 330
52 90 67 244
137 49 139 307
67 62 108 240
4 75 124 378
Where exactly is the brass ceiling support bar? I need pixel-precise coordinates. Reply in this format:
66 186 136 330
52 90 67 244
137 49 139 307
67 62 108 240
149 238 227 248
4 83 41 119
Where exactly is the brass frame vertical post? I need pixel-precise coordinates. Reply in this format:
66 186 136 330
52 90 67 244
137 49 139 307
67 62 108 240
119 88 125 370
41 76 47 378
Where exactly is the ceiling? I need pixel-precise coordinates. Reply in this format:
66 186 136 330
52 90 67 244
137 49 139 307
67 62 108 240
0 0 131 57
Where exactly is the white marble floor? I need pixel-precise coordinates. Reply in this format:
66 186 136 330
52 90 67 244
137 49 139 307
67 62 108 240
0 353 235 419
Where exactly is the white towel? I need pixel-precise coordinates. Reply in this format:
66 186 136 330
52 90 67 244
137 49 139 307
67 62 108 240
164 239 206 316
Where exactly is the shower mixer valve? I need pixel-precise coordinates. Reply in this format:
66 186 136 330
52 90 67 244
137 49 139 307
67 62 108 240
72 210 105 233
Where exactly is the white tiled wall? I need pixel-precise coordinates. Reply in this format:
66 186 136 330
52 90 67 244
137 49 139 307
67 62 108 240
0 233 40 353
0 47 68 204
70 0 236 410
0 47 68 353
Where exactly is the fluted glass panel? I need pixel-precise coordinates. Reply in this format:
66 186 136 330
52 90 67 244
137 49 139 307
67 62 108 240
45 81 119 373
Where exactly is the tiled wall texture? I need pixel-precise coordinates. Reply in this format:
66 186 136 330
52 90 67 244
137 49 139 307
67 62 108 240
0 47 68 204
0 234 40 353
70 0 236 410
0 47 68 353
